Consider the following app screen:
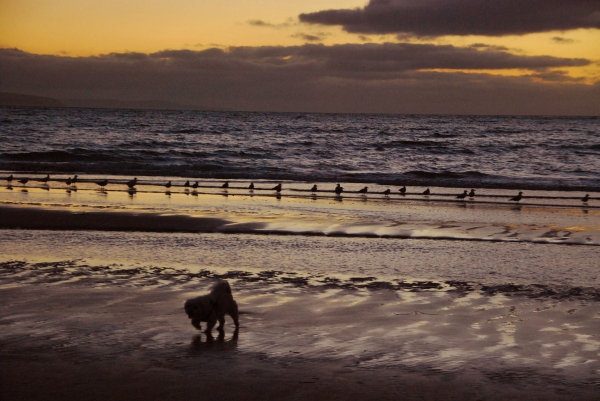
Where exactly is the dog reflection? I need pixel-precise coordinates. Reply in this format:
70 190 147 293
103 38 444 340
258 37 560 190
190 328 239 352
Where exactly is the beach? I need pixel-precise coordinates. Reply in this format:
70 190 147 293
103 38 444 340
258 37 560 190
1 180 600 400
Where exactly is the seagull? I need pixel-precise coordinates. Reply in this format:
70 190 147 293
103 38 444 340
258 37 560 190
468 189 475 197
65 177 72 186
422 188 430 195
272 183 282 192
222 181 229 189
6 174 13 183
95 179 108 189
456 190 468 199
509 192 523 202
248 183 254 190
192 181 199 189
184 180 190 188
358 187 368 194
399 186 406 195
18 178 28 185
40 174 50 183
126 178 137 188
165 181 172 189
311 185 318 192
582 194 590 203
383 189 391 196
335 184 343 195
72 175 78 184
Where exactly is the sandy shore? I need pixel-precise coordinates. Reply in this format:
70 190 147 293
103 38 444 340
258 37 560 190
2 278 600 401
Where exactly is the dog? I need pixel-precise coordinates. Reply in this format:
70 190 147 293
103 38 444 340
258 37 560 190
184 280 239 333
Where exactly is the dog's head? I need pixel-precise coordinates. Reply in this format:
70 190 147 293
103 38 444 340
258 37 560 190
184 299 199 318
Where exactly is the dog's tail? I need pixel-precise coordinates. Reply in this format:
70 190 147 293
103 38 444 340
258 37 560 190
211 280 232 294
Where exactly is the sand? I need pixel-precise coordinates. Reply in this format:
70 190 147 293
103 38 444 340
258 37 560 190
2 277 600 401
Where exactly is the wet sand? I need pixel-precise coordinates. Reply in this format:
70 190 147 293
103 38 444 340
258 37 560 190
2 278 600 401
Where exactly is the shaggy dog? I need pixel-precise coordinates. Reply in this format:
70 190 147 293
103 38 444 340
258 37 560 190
184 280 239 333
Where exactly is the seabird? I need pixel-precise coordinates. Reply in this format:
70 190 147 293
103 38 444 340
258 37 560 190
358 187 368 194
72 175 78 184
126 178 137 188
40 174 50 183
422 188 430 195
165 181 172 189
335 184 343 195
509 192 523 202
18 178 28 185
468 189 475 197
222 182 229 189
582 194 590 203
6 174 13 183
272 183 282 192
399 186 406 195
248 183 254 190
95 179 108 189
184 180 190 188
65 177 72 186
192 181 199 189
383 189 391 196
456 190 468 199
311 185 318 192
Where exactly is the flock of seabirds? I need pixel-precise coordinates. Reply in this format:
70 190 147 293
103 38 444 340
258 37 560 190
3 174 594 203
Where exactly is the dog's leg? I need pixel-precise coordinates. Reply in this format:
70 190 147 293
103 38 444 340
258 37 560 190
216 314 226 332
191 318 202 330
205 315 217 334
230 301 240 328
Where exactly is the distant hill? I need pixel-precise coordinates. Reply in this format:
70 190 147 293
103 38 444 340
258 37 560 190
62 98 203 111
0 92 64 107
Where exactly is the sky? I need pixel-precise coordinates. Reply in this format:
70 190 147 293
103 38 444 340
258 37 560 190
1 0 599 115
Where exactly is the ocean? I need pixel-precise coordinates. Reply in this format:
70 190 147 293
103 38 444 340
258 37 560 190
1 107 599 191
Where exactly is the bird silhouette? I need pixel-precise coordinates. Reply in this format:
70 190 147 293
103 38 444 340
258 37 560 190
184 180 190 188
40 174 50 184
65 177 72 186
126 178 137 188
468 189 475 197
72 175 78 184
272 183 282 192
311 185 318 192
248 183 254 190
582 194 590 203
456 190 468 199
95 179 108 189
335 184 343 195
165 181 172 189
383 189 391 196
358 187 368 194
6 174 13 183
399 186 406 195
192 181 199 189
510 192 523 202
422 188 430 195
18 178 28 185
222 182 229 189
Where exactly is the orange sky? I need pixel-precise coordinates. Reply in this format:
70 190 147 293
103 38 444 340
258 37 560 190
1 0 598 83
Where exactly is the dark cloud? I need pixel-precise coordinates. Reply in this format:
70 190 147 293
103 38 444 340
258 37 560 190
299 0 600 37
0 46 597 115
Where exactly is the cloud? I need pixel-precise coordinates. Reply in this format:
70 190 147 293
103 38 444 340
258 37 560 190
552 36 576 44
299 0 600 37
291 33 323 42
0 46 597 115
247 19 293 28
